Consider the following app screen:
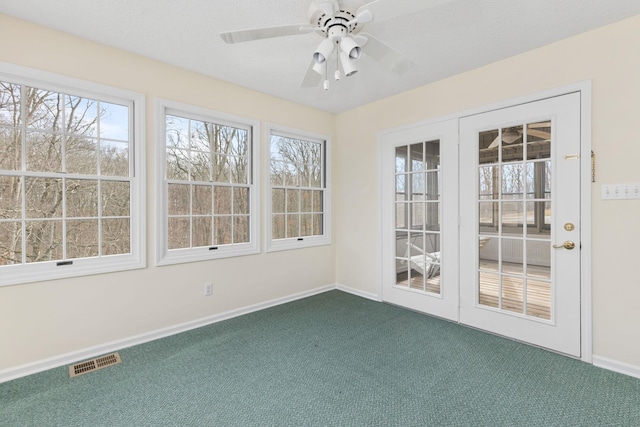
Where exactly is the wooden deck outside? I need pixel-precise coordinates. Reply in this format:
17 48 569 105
396 261 551 320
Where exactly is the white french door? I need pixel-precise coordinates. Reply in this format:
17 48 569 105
380 119 459 321
459 93 582 357
380 91 583 357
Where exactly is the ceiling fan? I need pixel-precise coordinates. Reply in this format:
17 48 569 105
487 122 551 149
220 0 450 90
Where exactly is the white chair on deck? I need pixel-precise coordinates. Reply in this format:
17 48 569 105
402 239 440 279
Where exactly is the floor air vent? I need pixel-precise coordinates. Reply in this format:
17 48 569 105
69 352 122 378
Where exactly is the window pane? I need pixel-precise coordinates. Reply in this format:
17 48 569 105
270 160 285 186
501 126 523 163
479 129 499 164
66 179 98 218
65 95 98 137
212 154 230 183
233 187 249 215
229 155 248 184
25 220 63 263
168 217 190 250
214 186 231 215
313 214 323 236
479 166 496 199
287 214 299 238
168 183 190 216
192 185 212 216
66 137 98 175
410 143 423 172
501 201 524 234
166 115 189 149
190 120 212 152
502 275 524 314
502 163 524 199
192 216 212 247
300 214 313 237
25 177 63 219
0 83 21 127
0 127 21 171
214 216 231 245
526 122 551 160
272 189 285 214
233 216 249 243
300 190 312 213
0 221 22 265
166 148 189 180
100 141 129 177
396 201 407 230
287 189 300 213
66 219 99 259
26 132 62 173
312 190 322 213
0 176 21 219
272 214 285 239
100 102 129 141
191 151 211 182
102 218 130 255
101 181 130 217
425 171 439 200
26 88 63 131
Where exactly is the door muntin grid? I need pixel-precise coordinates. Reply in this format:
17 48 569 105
477 122 552 320
395 140 441 295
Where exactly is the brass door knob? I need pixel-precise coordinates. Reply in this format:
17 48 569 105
553 241 576 250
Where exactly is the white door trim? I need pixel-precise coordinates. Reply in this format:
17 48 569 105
377 81 592 362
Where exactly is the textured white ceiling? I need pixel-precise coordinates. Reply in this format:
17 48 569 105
2 0 640 113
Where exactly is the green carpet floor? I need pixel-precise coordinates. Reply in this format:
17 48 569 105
1 290 638 426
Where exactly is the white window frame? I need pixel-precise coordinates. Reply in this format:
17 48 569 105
266 124 331 252
0 62 146 287
155 99 260 265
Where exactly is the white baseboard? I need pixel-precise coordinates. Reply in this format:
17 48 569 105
592 355 640 380
0 284 335 384
335 283 381 302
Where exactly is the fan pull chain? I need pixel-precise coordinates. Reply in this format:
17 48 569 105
323 61 329 90
335 45 341 81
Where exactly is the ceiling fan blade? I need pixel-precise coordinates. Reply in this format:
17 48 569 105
527 129 551 139
317 1 336 17
488 135 500 149
355 0 452 24
528 121 551 128
356 34 414 75
220 24 314 44
301 60 323 88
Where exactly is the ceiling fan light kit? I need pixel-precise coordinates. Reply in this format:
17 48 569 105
220 0 440 89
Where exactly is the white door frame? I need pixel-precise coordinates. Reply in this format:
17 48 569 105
377 81 592 362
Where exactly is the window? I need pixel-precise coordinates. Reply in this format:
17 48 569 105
0 64 145 286
267 126 331 251
156 100 259 265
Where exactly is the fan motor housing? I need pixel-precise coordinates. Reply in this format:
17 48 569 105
309 0 366 37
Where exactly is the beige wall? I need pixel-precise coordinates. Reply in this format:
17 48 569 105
2 11 640 374
0 15 335 371
334 14 640 367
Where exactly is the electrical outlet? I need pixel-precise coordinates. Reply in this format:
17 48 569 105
204 282 213 296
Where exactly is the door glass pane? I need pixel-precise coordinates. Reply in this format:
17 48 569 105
477 121 553 319
501 126 523 163
502 276 524 314
526 122 551 160
479 272 499 309
396 140 441 295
